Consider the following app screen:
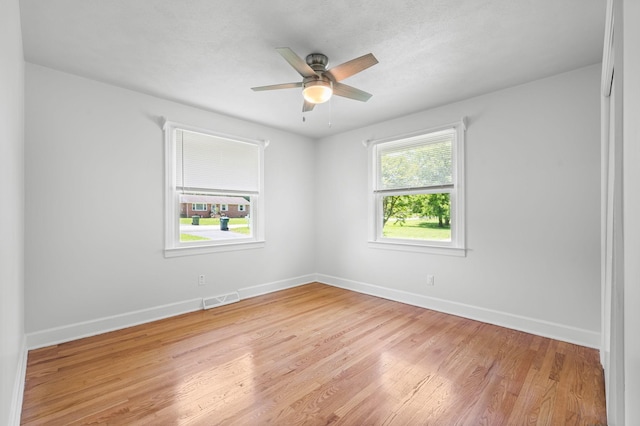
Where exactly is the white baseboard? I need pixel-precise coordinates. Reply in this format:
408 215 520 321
317 274 600 349
26 298 204 350
24 272 598 352
25 274 315 350
9 336 28 426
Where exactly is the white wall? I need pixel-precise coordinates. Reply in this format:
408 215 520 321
623 0 640 422
0 0 25 423
315 65 602 346
24 64 316 341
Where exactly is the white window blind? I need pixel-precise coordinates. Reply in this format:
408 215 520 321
175 129 260 194
376 129 454 192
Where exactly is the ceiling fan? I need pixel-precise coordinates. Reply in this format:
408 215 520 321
251 47 378 112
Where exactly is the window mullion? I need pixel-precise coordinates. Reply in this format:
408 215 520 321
374 185 454 196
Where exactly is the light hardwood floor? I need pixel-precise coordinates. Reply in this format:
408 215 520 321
21 283 607 425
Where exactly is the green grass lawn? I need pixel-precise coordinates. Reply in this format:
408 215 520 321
383 217 451 241
180 216 250 241
180 234 210 241
229 226 250 235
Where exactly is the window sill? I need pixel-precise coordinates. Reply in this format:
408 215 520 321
368 240 466 257
165 240 265 257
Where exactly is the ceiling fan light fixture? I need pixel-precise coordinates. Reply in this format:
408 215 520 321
252 48 378 112
303 80 332 104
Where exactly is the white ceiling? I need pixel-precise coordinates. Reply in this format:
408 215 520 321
19 0 606 139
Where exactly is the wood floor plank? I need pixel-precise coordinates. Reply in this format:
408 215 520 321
21 283 607 425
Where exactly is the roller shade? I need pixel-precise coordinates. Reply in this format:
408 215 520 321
175 129 260 194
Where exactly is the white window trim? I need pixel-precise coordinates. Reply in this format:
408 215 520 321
366 118 466 257
220 204 229 212
163 120 267 257
192 203 208 212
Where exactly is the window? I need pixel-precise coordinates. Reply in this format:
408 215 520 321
239 205 246 212
164 121 266 256
368 119 466 256
192 203 207 211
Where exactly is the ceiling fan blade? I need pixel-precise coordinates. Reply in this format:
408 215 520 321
276 47 318 78
325 53 378 82
302 100 316 112
251 82 302 91
332 82 373 102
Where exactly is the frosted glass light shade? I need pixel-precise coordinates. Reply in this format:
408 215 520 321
303 81 332 104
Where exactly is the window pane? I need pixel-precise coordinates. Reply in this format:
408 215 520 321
381 193 451 241
378 133 453 190
179 194 251 242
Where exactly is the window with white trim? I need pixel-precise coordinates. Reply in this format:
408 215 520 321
192 203 207 211
220 204 229 212
369 120 466 256
164 121 265 256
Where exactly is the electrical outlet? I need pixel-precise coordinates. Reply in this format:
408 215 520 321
198 274 206 286
427 275 435 286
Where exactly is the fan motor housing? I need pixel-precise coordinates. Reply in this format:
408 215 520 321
306 53 329 73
